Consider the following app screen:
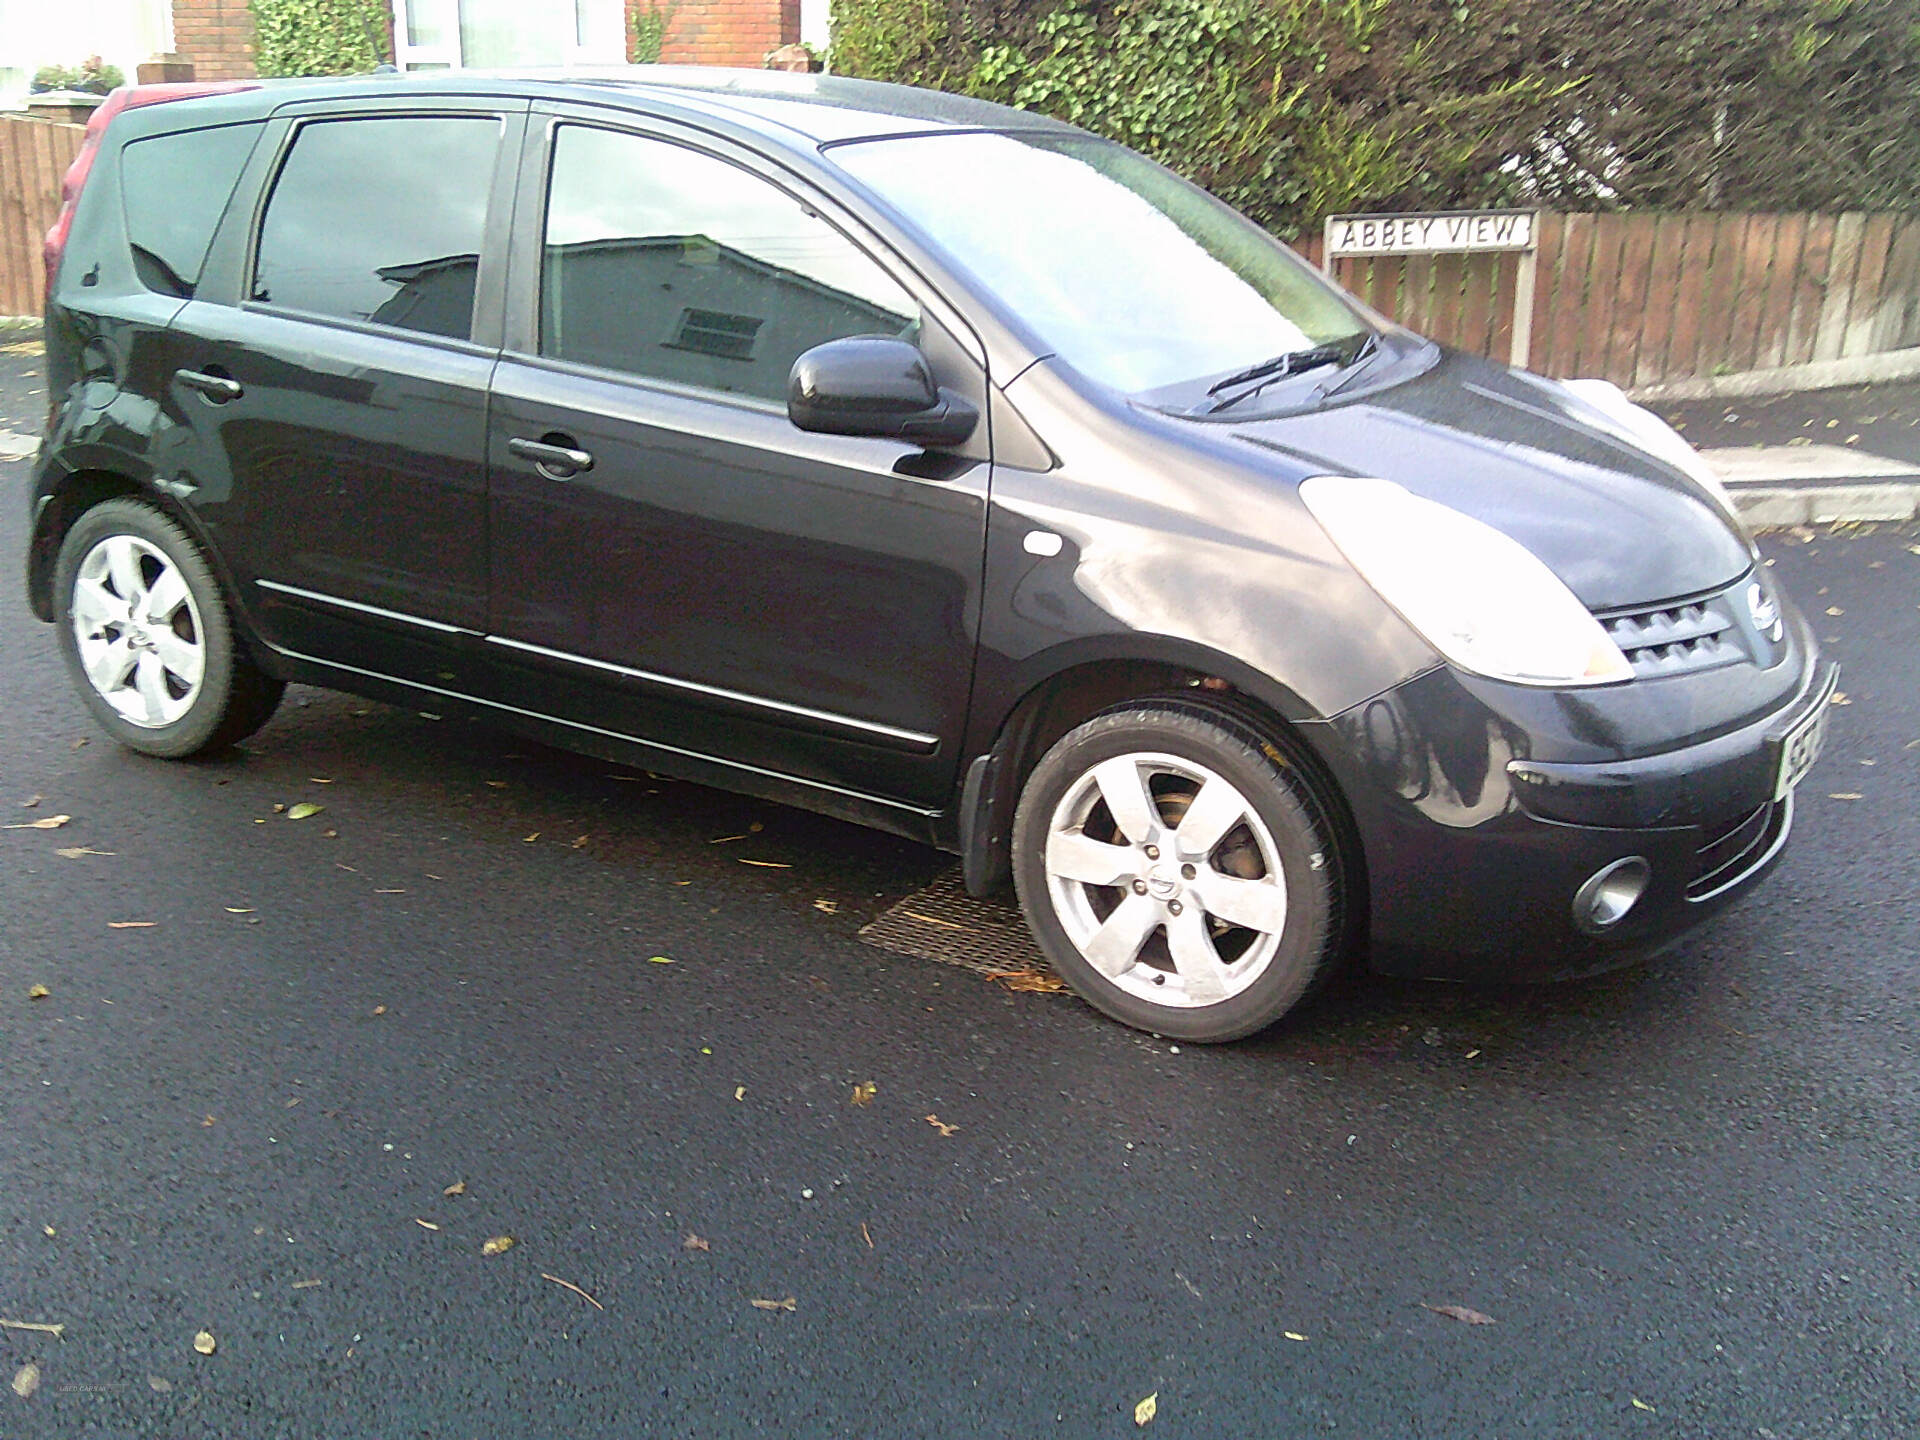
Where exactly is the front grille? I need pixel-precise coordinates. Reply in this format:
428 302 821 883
1600 591 1748 679
1687 799 1783 900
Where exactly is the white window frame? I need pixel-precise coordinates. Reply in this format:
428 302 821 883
389 0 626 71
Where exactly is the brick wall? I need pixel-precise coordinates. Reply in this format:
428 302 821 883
171 0 260 79
641 0 799 68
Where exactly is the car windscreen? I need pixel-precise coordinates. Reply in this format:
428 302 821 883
828 131 1370 395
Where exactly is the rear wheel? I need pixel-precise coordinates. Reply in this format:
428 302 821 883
1012 703 1346 1042
54 498 284 757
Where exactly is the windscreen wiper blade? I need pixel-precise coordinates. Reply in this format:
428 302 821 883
1202 342 1353 414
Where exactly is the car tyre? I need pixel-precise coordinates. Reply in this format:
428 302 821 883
53 498 284 757
1012 701 1347 1042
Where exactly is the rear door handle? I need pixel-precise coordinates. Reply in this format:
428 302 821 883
508 435 594 478
176 368 243 402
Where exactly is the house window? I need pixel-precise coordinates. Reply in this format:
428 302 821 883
669 308 763 361
391 0 623 70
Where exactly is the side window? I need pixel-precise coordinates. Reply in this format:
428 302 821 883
120 123 259 298
252 115 500 340
540 125 918 401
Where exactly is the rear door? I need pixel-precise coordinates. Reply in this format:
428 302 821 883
169 98 525 687
484 111 993 813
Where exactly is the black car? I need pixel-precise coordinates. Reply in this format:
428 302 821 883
27 69 1833 1041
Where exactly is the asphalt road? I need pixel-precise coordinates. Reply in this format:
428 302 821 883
4 343 1918 1438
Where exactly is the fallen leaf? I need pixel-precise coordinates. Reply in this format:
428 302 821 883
1631 1397 1656 1413
443 1180 466 1197
414 1218 440 1231
192 1330 216 1355
481 1235 515 1256
1134 1392 1158 1426
542 1273 604 1310
290 1280 323 1290
108 921 156 929
225 907 255 914
1826 606 1845 616
850 1082 877 1106
738 858 791 868
201 1115 216 1127
55 846 113 858
71 738 88 749
27 984 48 1000
372 1005 387 1016
861 1222 874 1248
1422 1303 1495 1325
308 778 334 785
523 832 540 843
648 955 674 965
1829 793 1864 801
375 888 406 894
1830 691 1852 706
1284 1331 1308 1342
0 1320 64 1339
19 795 41 808
148 1375 173 1392
571 835 590 849
286 803 324 820
41 1226 53 1237
683 1233 710 1252
812 898 839 913
271 803 286 814
709 834 747 844
749 1296 796 1312
924 1114 959 1137
986 968 1069 994
901 909 969 930
11 1363 38 1398
734 1086 746 1101
2 815 70 830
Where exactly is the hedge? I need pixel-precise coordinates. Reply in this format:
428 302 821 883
827 0 1920 236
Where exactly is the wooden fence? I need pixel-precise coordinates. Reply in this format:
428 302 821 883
1298 211 1920 390
0 113 85 320
2 102 1918 391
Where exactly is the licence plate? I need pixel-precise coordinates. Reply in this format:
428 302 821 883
1773 685 1832 800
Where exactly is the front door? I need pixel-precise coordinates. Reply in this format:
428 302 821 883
175 103 520 687
486 118 991 812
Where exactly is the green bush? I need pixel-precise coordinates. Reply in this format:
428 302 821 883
828 0 1920 232
254 0 392 77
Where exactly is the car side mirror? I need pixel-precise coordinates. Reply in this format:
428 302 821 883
788 336 979 448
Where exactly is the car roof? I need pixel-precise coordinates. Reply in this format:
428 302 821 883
168 67 1081 150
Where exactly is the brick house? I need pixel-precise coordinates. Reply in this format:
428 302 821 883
3 0 816 105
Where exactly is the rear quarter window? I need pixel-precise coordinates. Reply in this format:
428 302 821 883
119 123 260 298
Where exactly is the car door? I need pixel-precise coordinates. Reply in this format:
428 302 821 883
168 99 525 687
484 112 993 814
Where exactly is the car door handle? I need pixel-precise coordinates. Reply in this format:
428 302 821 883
508 435 594 477
176 368 243 402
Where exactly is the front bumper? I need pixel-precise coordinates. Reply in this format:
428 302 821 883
1313 649 1835 983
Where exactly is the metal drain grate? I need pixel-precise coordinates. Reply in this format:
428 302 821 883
859 867 1059 983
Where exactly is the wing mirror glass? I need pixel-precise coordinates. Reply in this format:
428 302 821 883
788 336 978 448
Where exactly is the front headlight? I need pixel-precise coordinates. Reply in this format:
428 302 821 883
1300 476 1632 687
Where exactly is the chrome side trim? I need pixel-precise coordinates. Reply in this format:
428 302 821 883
265 645 941 819
255 579 472 636
483 634 940 752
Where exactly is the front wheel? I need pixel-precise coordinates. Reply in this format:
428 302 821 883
53 498 284 757
1011 703 1348 1042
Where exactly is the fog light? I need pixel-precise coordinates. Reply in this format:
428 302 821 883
1574 857 1650 933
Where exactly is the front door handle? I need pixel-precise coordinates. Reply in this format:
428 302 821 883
508 435 594 478
176 368 243 402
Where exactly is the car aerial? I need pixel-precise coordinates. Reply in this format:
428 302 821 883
27 68 1834 1042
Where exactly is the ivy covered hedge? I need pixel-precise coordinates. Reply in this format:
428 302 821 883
828 0 1920 235
254 0 392 78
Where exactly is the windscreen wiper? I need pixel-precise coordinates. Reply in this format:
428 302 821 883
1202 339 1362 414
